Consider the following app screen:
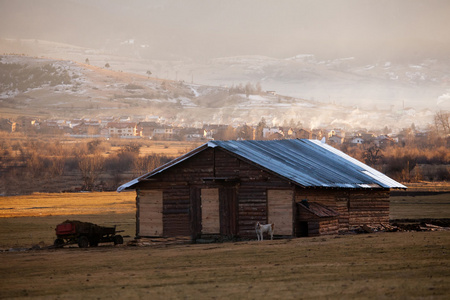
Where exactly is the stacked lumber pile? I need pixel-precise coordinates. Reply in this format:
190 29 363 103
353 224 398 233
419 223 450 231
353 222 450 233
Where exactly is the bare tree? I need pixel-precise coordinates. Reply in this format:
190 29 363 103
132 154 172 177
237 125 254 140
78 154 104 190
27 152 44 178
363 145 383 166
255 118 267 140
50 157 65 177
434 110 450 136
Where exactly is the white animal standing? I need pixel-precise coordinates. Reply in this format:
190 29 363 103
255 222 274 241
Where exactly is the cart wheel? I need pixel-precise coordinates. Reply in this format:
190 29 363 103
89 239 99 247
113 235 123 245
78 236 89 248
54 238 64 248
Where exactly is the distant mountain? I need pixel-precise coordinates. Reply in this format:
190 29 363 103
188 55 450 111
1 38 448 110
0 52 443 131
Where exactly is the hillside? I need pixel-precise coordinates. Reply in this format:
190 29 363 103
0 52 442 130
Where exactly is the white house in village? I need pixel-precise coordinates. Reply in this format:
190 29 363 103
350 137 364 144
328 135 344 144
153 127 174 139
107 122 141 137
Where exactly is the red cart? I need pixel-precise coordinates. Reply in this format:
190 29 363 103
54 220 124 248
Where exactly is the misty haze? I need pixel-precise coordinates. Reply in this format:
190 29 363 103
1 4 450 299
0 0 449 129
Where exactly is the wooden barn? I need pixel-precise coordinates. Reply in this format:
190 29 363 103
117 139 406 240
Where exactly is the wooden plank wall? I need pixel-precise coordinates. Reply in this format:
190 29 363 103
238 185 266 238
138 148 217 238
307 219 339 237
268 189 293 236
138 190 163 237
335 196 350 231
214 149 240 177
201 188 220 234
295 188 391 233
236 154 293 238
162 185 191 237
149 148 215 185
295 190 337 208
219 186 238 236
348 190 390 227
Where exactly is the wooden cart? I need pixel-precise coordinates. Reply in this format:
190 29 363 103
54 220 124 248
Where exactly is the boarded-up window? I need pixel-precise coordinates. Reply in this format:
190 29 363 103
201 188 219 234
138 190 163 237
268 189 293 236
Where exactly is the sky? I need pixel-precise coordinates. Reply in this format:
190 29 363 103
1 0 450 61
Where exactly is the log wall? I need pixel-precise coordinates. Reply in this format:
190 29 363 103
295 188 390 233
306 218 339 237
348 190 390 227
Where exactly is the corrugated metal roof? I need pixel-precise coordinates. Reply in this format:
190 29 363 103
211 139 405 189
117 139 406 192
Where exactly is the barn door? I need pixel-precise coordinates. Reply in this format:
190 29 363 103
201 188 220 234
219 186 237 236
267 189 293 236
138 190 163 237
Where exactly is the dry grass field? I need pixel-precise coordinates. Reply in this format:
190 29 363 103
390 193 450 220
0 190 449 299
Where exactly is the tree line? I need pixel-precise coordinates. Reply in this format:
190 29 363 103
338 135 450 182
0 122 448 195
0 136 172 195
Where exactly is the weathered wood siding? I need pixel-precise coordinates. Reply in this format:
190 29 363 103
201 188 220 234
335 196 350 231
163 185 191 237
305 219 339 237
268 189 293 236
348 190 390 227
238 186 266 238
296 204 338 237
295 188 390 233
219 186 238 236
138 190 163 237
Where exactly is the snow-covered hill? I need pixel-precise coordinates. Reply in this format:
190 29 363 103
0 49 445 131
1 38 448 111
